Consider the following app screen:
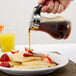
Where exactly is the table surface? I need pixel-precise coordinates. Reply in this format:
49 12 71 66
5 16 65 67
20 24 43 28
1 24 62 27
0 61 76 76
44 61 76 76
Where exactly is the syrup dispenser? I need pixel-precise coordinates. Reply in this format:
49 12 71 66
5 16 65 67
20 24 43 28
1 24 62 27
29 2 71 39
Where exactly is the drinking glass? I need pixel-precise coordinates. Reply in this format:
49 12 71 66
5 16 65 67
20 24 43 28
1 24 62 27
0 25 16 52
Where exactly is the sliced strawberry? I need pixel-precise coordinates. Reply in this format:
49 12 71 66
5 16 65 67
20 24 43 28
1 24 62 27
25 48 28 51
0 24 4 32
23 53 32 57
25 48 34 51
11 50 19 54
0 62 10 68
42 56 52 63
30 49 34 51
0 54 10 61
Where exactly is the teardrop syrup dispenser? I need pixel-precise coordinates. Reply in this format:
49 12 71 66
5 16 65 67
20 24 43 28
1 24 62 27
29 3 71 39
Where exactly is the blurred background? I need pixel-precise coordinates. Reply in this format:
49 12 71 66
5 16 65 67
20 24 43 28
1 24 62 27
0 0 75 45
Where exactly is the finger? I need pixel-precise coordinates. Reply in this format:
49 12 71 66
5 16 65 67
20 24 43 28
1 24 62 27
41 6 49 12
47 0 54 13
38 0 45 4
51 1 59 14
59 0 72 8
57 4 64 13
59 4 65 13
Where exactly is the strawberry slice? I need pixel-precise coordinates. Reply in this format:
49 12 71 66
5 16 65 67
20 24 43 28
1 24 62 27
0 54 10 61
0 62 10 68
23 53 32 57
42 56 52 63
30 49 34 51
11 50 19 54
25 48 28 51
0 24 4 32
25 48 34 51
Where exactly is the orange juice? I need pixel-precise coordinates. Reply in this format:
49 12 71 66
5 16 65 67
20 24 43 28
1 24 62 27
0 33 16 52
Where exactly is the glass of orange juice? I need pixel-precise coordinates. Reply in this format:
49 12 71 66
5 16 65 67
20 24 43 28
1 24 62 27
0 25 16 52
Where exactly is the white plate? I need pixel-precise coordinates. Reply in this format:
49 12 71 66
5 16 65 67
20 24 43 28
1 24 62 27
0 50 69 75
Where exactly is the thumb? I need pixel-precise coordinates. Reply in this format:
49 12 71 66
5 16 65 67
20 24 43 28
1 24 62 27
59 0 72 8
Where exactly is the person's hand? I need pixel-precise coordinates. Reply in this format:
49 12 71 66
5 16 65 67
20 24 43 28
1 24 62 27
38 0 72 13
